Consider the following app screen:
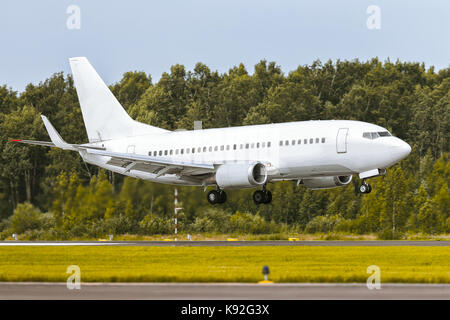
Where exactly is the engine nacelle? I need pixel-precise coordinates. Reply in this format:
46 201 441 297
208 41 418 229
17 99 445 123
215 162 267 189
302 175 352 190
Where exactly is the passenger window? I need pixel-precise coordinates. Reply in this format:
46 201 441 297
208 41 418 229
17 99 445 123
159 150 162 156
262 142 265 148
251 143 254 148
279 141 283 146
315 138 319 143
203 147 206 152
187 148 190 154
245 143 249 149
292 140 295 145
170 150 173 155
181 149 184 154
267 141 271 147
220 145 224 151
322 138 325 143
297 139 301 145
214 146 218 151
197 147 201 153
310 138 313 144
176 149 179 155
192 148 195 153
257 142 260 148
285 140 289 146
209 146 212 152
148 151 151 156
164 150 168 156
226 145 230 150
233 144 237 150
304 139 307 144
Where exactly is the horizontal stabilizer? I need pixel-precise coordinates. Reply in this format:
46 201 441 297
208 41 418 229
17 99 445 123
10 139 55 147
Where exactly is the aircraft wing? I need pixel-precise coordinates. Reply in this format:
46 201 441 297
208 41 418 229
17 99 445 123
12 139 215 177
83 148 215 176
12 115 215 178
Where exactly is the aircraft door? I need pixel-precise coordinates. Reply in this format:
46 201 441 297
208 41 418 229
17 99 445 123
336 128 348 153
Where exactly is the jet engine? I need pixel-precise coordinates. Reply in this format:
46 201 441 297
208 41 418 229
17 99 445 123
301 175 352 190
214 162 268 189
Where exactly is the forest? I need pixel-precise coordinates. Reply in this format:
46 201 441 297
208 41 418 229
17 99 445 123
0 58 448 240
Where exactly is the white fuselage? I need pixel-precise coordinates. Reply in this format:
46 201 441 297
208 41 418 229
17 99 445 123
80 120 411 187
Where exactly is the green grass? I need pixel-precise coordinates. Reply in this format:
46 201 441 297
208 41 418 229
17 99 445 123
0 246 449 283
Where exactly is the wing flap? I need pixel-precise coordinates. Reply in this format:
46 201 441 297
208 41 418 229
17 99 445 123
84 148 215 176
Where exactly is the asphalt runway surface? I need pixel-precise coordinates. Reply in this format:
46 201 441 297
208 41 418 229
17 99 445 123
0 282 449 300
0 240 449 246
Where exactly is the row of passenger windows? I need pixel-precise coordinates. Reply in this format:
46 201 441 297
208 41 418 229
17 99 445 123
280 137 326 146
149 141 272 157
148 137 327 157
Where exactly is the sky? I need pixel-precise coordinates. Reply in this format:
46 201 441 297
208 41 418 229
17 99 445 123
0 0 449 92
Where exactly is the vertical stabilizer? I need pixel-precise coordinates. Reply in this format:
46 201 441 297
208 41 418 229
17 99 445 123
69 57 167 142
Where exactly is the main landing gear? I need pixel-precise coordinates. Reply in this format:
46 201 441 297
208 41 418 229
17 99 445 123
207 189 227 204
253 185 272 205
206 185 273 205
359 180 372 194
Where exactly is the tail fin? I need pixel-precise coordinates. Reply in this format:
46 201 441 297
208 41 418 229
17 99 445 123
69 57 168 142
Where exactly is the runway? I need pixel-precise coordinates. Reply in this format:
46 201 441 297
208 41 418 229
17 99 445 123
0 240 449 246
0 282 449 300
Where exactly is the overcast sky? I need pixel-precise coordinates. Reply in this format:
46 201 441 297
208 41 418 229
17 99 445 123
0 0 448 92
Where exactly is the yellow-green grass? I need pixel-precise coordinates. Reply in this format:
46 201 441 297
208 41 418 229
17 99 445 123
0 246 449 283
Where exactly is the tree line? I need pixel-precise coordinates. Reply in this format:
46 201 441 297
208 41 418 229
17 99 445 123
0 58 448 239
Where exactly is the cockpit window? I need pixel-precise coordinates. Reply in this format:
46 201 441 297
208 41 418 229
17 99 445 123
363 131 391 139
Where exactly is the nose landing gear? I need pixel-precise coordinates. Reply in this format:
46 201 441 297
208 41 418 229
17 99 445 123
359 180 372 194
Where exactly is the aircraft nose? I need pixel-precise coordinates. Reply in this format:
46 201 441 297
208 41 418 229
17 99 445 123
390 138 411 161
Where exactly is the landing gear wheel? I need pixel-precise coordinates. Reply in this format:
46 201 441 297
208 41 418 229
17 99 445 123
359 184 368 193
264 190 272 204
207 189 227 204
253 190 272 204
253 190 266 204
359 182 372 194
218 190 227 203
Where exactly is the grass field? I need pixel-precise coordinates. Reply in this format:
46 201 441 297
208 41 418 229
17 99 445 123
0 246 449 283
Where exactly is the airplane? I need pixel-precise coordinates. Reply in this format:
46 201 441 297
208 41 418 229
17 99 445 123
12 57 411 205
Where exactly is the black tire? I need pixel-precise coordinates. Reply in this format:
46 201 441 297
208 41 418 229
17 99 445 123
253 190 265 204
359 184 368 193
207 190 219 204
366 184 372 194
218 190 227 203
264 190 272 204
